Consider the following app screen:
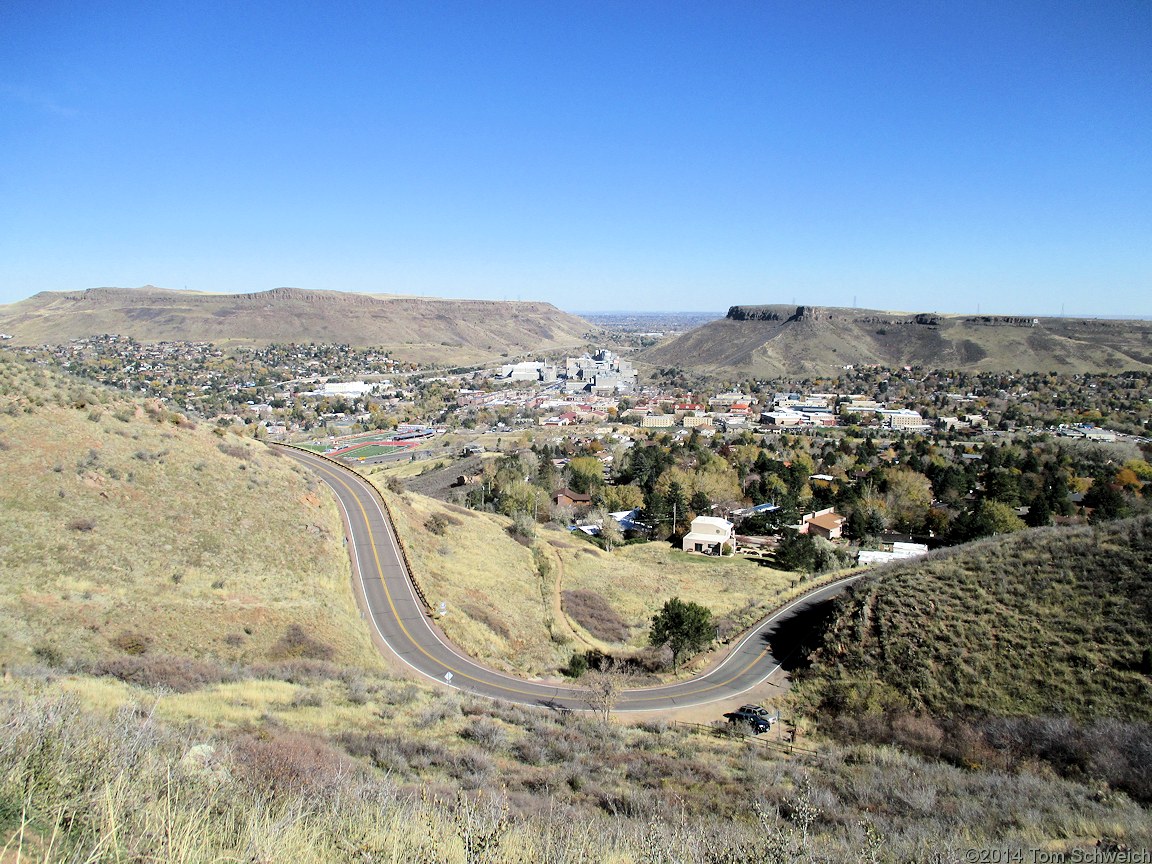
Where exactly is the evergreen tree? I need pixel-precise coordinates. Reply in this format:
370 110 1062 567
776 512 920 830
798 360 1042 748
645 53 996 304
1025 493 1052 527
649 598 715 669
776 530 818 572
689 490 712 515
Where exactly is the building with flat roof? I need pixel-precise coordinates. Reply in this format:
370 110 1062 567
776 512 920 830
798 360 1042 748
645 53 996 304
877 409 929 430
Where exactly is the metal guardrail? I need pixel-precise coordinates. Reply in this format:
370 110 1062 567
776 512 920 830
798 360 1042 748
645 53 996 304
270 442 434 613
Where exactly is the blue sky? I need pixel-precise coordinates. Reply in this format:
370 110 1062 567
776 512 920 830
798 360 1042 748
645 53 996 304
1 1 1149 315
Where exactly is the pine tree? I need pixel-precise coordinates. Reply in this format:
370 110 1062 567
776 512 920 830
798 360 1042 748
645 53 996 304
649 598 715 670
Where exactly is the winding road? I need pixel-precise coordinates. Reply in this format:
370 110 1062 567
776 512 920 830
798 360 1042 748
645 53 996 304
278 445 865 712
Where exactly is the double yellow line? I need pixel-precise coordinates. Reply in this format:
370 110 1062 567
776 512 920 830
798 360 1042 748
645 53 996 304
283 445 845 709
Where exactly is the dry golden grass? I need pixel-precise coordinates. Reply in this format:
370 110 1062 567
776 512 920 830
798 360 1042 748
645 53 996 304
375 485 566 675
5 670 1151 864
363 451 463 481
370 473 800 674
57 673 397 732
363 446 500 481
0 354 383 672
557 542 797 651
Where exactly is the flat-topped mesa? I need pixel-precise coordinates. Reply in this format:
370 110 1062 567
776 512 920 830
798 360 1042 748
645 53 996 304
788 305 825 323
237 287 383 307
726 304 854 323
727 304 873 323
726 304 794 321
650 303 1152 374
726 304 946 326
0 285 590 359
963 315 1040 328
48 287 166 304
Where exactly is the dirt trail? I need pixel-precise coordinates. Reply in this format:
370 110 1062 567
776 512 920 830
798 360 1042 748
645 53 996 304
545 545 600 651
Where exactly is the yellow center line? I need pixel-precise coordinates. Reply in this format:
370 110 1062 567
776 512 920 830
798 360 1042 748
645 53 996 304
286 447 802 706
296 451 563 698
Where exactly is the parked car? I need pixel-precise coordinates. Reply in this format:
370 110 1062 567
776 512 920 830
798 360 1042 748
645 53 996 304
724 709 773 734
738 704 774 721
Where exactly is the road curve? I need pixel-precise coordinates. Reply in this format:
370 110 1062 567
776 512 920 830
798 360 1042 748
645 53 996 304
277 444 866 712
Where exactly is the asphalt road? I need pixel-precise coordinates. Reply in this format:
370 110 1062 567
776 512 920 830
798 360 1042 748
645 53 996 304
278 445 865 712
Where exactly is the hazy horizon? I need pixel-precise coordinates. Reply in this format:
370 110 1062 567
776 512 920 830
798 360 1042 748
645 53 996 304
5 283 1152 323
3 1 1149 314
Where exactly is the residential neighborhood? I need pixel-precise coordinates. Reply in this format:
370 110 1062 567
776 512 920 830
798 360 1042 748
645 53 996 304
5 334 1149 575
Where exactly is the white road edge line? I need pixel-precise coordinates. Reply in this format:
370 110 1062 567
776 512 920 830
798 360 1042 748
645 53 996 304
290 445 868 712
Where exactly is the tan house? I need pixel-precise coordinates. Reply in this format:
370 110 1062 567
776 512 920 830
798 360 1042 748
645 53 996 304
682 516 735 556
795 507 846 541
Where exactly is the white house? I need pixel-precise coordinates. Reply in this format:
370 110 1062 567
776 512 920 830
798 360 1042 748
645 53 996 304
858 542 928 566
609 509 646 533
682 516 735 557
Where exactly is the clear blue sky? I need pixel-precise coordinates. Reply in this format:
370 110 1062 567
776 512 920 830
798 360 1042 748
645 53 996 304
2 1 1149 315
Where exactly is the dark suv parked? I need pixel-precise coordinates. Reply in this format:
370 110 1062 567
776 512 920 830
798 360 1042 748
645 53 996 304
738 704 773 721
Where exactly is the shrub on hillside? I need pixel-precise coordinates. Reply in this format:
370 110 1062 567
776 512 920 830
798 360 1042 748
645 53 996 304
561 589 630 643
270 624 335 662
425 512 462 535
86 654 234 692
250 658 343 682
827 709 1152 805
415 698 461 728
460 602 511 640
460 718 509 752
983 715 1152 804
216 442 252 460
508 511 536 544
232 729 361 801
562 648 664 678
111 631 152 656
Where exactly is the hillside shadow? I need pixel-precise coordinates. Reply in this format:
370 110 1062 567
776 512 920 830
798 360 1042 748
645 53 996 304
762 598 840 672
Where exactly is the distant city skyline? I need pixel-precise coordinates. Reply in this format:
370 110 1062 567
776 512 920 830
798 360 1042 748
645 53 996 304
2 1 1149 316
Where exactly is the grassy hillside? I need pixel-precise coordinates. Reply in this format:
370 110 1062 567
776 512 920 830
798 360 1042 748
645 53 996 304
366 472 801 675
0 351 381 670
2 352 1151 859
5 685 1152 863
798 516 1152 723
556 540 798 649
639 304 1152 375
373 484 562 674
0 285 591 364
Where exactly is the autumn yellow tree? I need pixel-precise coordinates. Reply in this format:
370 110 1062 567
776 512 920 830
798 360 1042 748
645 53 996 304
883 467 934 532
